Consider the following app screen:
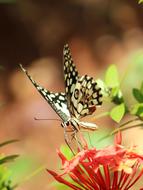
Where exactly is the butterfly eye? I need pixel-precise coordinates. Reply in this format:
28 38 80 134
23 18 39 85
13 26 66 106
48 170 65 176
74 89 80 99
65 121 70 126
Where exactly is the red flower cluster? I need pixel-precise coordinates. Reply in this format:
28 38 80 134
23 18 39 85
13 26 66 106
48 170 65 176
47 133 143 190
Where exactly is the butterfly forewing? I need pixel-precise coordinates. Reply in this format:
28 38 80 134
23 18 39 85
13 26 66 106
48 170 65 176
20 64 70 122
63 44 79 110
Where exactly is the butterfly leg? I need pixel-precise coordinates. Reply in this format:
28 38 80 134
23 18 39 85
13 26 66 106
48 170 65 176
70 130 85 150
62 123 75 155
86 131 94 148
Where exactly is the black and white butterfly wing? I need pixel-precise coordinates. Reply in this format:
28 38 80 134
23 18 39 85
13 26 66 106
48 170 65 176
70 75 102 119
20 64 70 122
63 45 102 121
63 44 79 111
71 75 102 130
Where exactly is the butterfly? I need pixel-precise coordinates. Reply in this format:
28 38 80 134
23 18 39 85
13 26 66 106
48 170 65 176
20 44 102 134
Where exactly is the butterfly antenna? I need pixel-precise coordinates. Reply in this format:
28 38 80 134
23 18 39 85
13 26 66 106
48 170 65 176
34 117 61 122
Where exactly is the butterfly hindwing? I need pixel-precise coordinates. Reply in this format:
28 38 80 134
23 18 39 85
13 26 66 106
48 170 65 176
71 75 102 119
20 64 70 122
63 45 102 119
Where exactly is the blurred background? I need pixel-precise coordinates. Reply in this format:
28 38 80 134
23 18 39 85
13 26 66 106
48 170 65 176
0 0 143 189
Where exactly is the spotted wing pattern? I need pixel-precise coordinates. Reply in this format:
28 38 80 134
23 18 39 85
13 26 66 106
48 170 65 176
63 44 79 110
63 44 102 120
20 64 70 122
71 75 102 119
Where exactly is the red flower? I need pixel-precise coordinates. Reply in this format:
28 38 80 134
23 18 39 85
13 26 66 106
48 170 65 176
47 132 143 190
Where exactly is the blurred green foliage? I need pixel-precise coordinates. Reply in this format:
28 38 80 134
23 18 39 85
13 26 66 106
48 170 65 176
0 140 19 190
105 64 119 88
0 140 42 189
131 82 143 119
0 165 17 190
9 155 41 184
104 64 125 123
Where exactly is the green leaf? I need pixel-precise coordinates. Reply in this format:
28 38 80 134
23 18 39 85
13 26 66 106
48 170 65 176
0 165 12 189
138 0 143 3
0 139 19 148
140 81 143 95
0 155 19 165
110 103 125 123
105 65 119 87
131 103 143 118
109 87 124 105
132 88 143 103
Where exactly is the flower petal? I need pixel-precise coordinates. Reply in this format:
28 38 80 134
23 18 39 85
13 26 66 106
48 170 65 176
47 169 83 190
